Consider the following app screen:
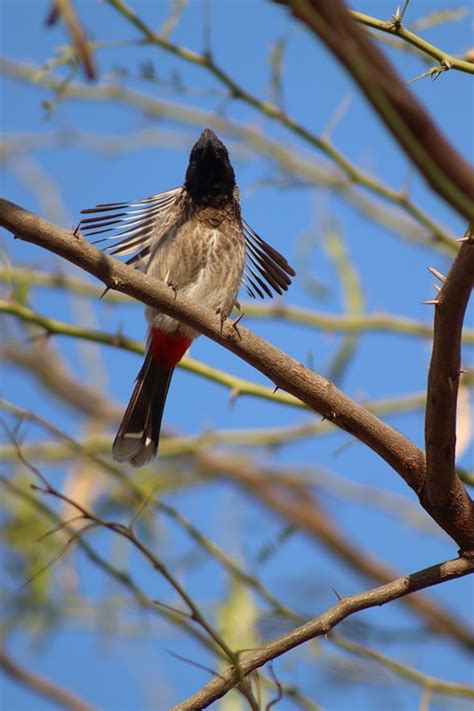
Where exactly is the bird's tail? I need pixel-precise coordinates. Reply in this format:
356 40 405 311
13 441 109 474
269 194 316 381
112 329 191 467
112 350 173 467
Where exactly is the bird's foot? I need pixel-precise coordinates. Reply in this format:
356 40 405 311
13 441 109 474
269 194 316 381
167 280 178 299
231 311 244 339
216 307 227 335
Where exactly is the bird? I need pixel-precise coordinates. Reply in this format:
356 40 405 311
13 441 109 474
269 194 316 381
79 128 295 467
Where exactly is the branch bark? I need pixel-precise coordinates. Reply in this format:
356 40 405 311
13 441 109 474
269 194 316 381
1 197 473 552
171 557 474 710
274 0 474 220
423 225 474 551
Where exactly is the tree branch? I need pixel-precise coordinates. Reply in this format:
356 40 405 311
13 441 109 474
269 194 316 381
352 10 474 75
274 0 474 220
2 197 474 551
171 557 474 710
0 198 425 478
423 224 474 552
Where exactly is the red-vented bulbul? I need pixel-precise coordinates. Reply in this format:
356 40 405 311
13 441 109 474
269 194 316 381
79 129 295 467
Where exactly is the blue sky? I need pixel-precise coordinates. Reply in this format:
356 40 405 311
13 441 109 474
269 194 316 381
1 1 473 710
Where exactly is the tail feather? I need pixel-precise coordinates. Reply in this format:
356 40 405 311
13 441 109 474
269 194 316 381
112 349 174 467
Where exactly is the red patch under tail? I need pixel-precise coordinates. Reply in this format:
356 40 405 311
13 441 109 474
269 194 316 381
150 328 191 368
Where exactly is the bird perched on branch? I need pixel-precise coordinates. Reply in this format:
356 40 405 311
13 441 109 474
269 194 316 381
79 128 295 467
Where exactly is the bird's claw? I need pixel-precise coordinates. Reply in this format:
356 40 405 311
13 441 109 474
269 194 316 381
167 280 178 299
216 308 227 335
231 311 244 339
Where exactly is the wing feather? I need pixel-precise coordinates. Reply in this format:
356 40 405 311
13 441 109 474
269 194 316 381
79 188 182 269
80 189 295 300
242 220 295 299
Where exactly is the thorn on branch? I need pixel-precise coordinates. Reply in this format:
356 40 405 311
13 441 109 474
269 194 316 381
423 299 439 305
432 62 451 81
390 0 410 29
428 267 446 283
229 387 240 405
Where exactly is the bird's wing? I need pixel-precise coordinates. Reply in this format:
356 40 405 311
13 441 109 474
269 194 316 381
80 189 295 298
79 188 182 268
242 220 295 299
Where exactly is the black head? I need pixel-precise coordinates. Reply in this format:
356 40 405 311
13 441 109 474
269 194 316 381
184 128 236 206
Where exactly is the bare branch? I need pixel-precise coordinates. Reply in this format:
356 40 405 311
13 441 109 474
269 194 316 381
0 198 425 480
423 224 474 552
352 10 474 75
2 197 474 551
274 0 474 220
171 557 474 710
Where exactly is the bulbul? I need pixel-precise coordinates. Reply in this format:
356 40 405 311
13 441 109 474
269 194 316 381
80 128 295 467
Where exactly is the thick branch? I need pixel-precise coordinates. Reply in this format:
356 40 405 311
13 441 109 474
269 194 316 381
171 557 474 710
275 0 474 220
0 198 425 479
423 225 474 552
1 197 473 551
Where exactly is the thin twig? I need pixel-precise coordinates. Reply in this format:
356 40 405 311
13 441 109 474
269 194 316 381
352 10 474 75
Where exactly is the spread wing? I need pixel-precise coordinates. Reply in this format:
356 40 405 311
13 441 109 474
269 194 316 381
79 190 295 297
242 220 295 299
78 188 182 269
